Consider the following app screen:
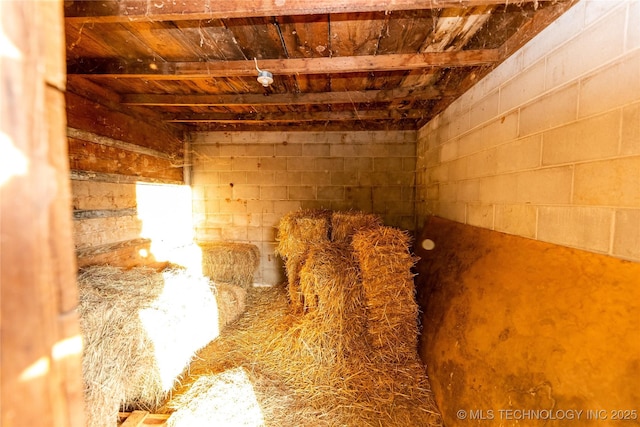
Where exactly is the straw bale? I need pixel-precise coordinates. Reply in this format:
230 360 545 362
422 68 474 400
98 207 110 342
78 266 219 427
199 241 259 289
330 210 383 244
275 209 331 260
352 226 420 363
214 282 247 330
276 209 331 310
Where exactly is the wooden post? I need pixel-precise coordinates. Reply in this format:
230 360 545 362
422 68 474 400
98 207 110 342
1 1 86 426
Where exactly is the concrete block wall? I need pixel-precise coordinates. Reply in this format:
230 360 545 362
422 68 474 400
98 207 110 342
190 130 417 285
417 0 640 262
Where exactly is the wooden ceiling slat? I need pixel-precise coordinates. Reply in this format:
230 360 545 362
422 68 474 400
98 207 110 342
163 109 425 123
64 0 550 23
121 85 447 106
67 50 500 78
277 15 330 58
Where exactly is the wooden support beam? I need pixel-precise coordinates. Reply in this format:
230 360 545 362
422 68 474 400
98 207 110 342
162 109 425 123
122 86 446 106
67 50 500 79
64 0 553 23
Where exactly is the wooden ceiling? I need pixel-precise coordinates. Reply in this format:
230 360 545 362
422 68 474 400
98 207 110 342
64 0 577 133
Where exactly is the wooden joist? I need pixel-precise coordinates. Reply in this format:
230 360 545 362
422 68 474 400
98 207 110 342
64 0 554 23
122 86 449 107
67 50 500 78
162 109 425 123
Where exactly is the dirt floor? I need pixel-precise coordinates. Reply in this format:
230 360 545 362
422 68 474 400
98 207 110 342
157 285 443 427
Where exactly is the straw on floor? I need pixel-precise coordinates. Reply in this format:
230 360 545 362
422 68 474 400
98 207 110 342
78 266 219 427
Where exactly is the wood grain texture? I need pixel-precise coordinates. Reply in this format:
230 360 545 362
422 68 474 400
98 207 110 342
0 1 85 426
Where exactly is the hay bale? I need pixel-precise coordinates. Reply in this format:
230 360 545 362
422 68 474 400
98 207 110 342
330 210 383 244
214 282 247 330
199 241 260 289
275 209 331 311
78 266 219 427
351 226 420 363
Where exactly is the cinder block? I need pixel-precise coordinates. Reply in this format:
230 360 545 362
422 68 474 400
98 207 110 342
469 89 500 128
457 180 479 202
429 164 449 183
372 187 402 202
440 141 458 162
573 156 640 207
218 199 248 214
519 83 579 137
482 111 520 147
447 158 468 182
542 111 620 165
260 186 287 200
288 186 316 200
496 135 542 174
499 61 545 116
316 157 344 171
301 171 331 186
287 157 315 171
439 182 458 202
232 213 261 227
233 185 260 200
194 156 231 171
331 171 358 186
457 128 484 157
478 175 518 203
538 206 612 253
467 203 494 229
545 6 625 90
246 171 275 185
466 149 497 179
621 103 640 156
192 170 220 185
257 157 287 171
516 167 573 205
247 200 275 214
330 144 359 157
219 171 247 186
245 144 274 157
275 143 302 157
206 185 232 200
302 144 330 157
373 157 404 172
494 204 537 238
317 186 345 200
612 209 640 261
275 171 302 186
579 51 640 118
436 201 466 223
221 226 248 241
219 145 247 157
344 157 373 172
232 157 260 171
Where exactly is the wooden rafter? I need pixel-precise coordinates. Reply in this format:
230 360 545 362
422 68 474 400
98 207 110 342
162 109 425 123
64 0 548 23
67 50 500 78
122 86 449 106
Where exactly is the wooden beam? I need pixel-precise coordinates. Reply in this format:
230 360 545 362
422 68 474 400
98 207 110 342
162 109 424 123
64 0 552 23
122 86 447 106
67 50 500 79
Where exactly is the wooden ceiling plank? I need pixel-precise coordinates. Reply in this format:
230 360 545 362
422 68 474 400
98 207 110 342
121 86 446 106
162 109 425 122
67 49 500 78
64 0 554 23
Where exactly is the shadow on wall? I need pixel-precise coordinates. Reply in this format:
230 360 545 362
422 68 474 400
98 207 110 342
414 216 640 427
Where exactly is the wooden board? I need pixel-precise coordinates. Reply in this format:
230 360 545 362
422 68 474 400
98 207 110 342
414 216 640 427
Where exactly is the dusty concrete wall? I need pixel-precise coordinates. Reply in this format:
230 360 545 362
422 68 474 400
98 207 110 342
416 0 640 262
190 130 416 285
415 217 640 427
